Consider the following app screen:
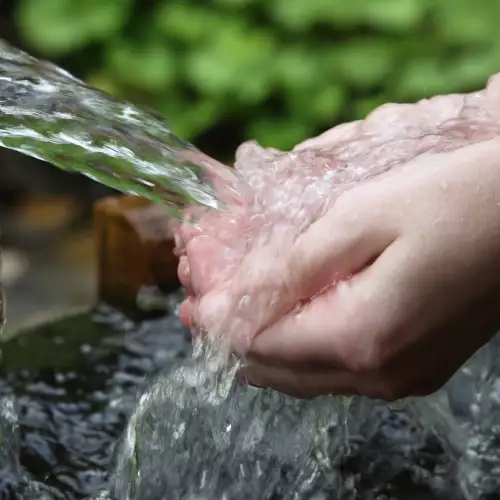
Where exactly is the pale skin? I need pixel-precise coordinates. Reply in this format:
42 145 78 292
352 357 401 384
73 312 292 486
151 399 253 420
177 137 500 401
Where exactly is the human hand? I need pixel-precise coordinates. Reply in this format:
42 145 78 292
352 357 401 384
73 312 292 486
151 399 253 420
237 138 500 399
174 76 500 400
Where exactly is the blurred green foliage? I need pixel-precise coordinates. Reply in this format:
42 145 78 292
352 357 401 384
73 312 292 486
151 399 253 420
14 0 500 154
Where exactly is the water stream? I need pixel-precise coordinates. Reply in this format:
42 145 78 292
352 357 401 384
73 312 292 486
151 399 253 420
0 39 500 500
0 39 245 218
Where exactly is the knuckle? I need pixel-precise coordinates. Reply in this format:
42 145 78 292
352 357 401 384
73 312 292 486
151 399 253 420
340 337 387 373
338 314 400 373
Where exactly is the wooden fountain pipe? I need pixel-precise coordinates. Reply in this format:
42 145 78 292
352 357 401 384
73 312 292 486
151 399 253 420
93 195 180 311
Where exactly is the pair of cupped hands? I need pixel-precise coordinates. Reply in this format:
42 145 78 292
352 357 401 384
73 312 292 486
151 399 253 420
173 85 500 400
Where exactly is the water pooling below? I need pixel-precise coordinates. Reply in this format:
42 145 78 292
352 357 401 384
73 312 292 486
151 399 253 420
0 291 497 500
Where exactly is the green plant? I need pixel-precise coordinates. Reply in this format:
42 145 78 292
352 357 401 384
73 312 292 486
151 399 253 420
15 0 500 156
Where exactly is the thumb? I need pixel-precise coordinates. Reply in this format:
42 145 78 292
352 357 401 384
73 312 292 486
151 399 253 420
286 192 398 300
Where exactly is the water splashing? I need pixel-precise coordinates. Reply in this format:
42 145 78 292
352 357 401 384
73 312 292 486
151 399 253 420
0 39 246 218
108 338 351 500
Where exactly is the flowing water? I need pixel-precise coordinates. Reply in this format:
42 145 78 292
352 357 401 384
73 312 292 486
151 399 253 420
0 38 500 500
0 39 246 217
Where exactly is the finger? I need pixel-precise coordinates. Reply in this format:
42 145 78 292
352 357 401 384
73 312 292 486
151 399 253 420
169 219 184 254
179 206 247 251
250 238 412 368
240 361 362 398
293 93 466 154
249 285 358 366
178 205 233 245
178 206 209 243
286 193 399 299
196 190 399 352
186 235 235 296
177 256 193 293
179 298 193 328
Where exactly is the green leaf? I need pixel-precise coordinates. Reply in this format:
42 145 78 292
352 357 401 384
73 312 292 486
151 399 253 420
159 97 222 140
273 46 324 91
284 84 345 125
269 0 366 31
447 49 500 89
433 0 498 44
214 0 263 6
185 22 276 103
363 0 427 31
106 37 177 92
396 58 452 100
310 85 346 122
16 0 132 56
86 72 123 97
267 0 316 31
238 76 273 105
330 40 395 88
318 0 369 27
156 2 227 44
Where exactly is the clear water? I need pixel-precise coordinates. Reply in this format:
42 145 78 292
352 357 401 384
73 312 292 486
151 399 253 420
109 340 350 500
0 39 245 218
0 38 500 500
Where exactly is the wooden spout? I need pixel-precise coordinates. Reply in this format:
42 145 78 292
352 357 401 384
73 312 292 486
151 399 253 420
93 195 180 313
